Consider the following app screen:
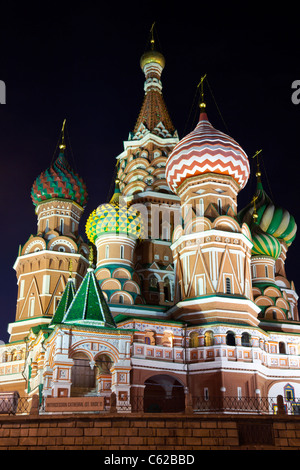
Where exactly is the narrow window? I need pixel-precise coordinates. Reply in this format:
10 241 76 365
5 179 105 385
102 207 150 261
198 277 204 296
119 295 124 304
105 245 109 259
237 387 242 400
29 298 35 317
120 245 124 259
42 275 50 294
265 265 268 277
204 388 209 401
199 198 204 217
225 277 231 294
45 219 49 232
279 342 286 354
217 198 222 214
19 280 25 299
60 219 64 235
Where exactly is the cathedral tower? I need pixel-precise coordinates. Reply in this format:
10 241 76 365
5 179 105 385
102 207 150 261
166 97 260 326
115 30 181 306
86 180 144 305
10 122 89 342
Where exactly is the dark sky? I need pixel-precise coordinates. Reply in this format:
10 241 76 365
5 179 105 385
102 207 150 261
0 2 299 342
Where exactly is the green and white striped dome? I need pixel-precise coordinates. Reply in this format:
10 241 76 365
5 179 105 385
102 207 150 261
239 180 297 247
255 203 297 247
251 231 281 259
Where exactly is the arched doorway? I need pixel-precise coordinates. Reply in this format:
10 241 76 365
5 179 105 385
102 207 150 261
144 374 185 413
71 353 95 397
71 353 113 397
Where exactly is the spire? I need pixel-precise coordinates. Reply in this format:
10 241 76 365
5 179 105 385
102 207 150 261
252 149 263 221
61 268 116 329
59 119 67 153
198 74 208 122
109 178 121 205
132 24 175 139
50 276 76 326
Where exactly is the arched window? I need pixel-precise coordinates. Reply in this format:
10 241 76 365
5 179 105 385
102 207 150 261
96 354 113 375
226 331 236 346
163 277 173 302
71 353 95 394
119 294 124 304
189 331 199 348
149 275 159 291
162 331 173 347
60 219 64 235
241 332 251 347
279 342 286 354
204 331 214 347
145 331 156 345
105 245 109 259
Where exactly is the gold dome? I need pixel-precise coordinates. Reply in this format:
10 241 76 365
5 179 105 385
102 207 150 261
140 49 165 70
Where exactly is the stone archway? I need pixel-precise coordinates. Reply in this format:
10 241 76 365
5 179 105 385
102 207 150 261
144 374 185 413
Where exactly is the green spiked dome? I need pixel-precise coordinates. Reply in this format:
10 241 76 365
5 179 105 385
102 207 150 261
61 268 116 329
86 180 144 243
238 180 297 248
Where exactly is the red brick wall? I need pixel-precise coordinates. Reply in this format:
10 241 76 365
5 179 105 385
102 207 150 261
0 412 300 450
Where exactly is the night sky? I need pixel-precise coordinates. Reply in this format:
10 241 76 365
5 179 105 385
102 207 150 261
0 2 299 343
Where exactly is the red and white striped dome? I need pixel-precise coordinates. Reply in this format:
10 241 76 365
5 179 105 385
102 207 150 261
166 110 250 194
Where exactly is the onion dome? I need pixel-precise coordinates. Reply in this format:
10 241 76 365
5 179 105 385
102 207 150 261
31 121 88 208
251 230 281 259
140 49 165 70
166 107 250 194
239 180 297 247
86 180 144 243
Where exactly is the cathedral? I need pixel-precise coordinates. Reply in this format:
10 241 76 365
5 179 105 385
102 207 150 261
0 34 299 414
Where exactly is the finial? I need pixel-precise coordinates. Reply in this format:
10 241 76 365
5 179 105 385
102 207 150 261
150 22 155 50
251 195 259 221
59 119 67 151
68 258 73 277
88 245 94 269
252 149 262 182
198 74 207 110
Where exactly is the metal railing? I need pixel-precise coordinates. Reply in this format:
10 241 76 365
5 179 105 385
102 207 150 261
0 395 31 415
2 393 300 416
192 396 298 415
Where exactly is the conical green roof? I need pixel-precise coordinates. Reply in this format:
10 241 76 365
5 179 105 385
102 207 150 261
51 277 76 325
61 268 116 329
